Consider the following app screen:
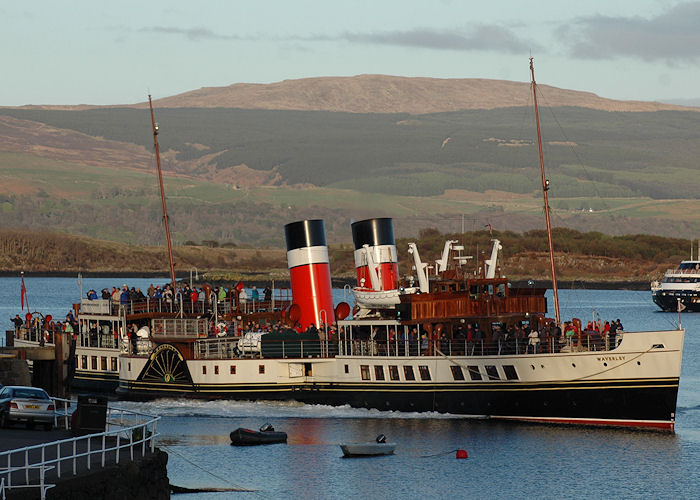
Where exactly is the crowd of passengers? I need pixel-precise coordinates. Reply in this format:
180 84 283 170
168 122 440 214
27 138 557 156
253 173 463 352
85 282 274 307
345 317 624 357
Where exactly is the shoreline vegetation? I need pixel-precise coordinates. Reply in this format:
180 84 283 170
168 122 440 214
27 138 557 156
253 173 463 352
0 227 690 290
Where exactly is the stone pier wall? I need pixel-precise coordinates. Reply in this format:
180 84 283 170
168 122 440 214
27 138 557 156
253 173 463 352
6 449 170 500
0 358 31 386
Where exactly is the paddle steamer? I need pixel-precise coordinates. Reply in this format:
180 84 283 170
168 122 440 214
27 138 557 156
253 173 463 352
10 60 686 431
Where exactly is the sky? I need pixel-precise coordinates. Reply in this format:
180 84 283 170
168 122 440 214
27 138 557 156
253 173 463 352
2 0 700 106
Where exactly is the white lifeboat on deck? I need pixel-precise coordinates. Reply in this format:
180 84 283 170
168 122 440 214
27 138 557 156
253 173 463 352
352 286 419 309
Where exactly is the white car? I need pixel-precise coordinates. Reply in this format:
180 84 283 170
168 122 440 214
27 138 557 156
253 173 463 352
0 385 55 430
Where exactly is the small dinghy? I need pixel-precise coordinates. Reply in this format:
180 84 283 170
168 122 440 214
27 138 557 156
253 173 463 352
340 434 396 457
230 423 287 446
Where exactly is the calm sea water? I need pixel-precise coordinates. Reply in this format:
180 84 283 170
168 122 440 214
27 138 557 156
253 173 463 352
1 278 699 498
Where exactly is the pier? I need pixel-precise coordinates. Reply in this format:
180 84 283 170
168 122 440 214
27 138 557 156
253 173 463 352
3 329 71 398
0 399 168 499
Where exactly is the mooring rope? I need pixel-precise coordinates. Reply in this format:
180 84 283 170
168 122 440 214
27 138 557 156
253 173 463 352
420 448 461 458
162 445 262 495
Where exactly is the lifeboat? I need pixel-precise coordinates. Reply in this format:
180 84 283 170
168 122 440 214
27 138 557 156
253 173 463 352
230 423 287 446
352 286 419 309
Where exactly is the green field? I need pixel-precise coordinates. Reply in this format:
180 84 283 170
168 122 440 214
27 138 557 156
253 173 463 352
2 105 700 246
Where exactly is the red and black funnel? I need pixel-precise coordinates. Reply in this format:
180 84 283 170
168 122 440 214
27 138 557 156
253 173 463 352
285 219 335 330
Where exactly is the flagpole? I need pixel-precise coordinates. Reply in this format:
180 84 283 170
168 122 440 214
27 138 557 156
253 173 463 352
21 271 28 312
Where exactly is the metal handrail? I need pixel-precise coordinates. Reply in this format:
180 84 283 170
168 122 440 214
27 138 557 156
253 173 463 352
0 405 159 498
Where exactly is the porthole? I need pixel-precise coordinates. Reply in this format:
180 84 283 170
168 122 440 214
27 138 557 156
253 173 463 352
530 365 535 370
572 363 576 368
540 364 544 368
603 362 608 367
637 361 641 366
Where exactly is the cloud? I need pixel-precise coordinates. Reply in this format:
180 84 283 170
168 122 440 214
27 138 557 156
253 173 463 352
136 24 539 54
139 26 242 41
329 26 540 53
560 2 700 62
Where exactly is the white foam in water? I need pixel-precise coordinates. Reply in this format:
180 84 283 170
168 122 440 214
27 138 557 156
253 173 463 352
113 398 464 420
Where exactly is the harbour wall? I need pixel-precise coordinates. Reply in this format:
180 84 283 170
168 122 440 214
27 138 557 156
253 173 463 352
0 357 31 386
5 448 170 500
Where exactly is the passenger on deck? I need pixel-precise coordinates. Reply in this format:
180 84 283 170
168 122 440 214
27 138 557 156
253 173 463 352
11 314 23 332
564 321 575 347
238 289 248 311
528 329 540 354
306 322 319 337
439 331 449 354
87 289 98 300
120 286 130 305
264 286 272 301
420 333 429 356
251 286 259 303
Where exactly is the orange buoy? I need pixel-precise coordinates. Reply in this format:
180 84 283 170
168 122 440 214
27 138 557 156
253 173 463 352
456 449 468 459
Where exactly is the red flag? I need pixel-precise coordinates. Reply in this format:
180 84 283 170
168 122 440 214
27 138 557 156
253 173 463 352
485 224 493 236
20 274 27 310
235 281 245 292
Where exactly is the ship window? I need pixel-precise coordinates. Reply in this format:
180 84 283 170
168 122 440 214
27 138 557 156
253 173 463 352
214 365 219 375
230 365 236 375
388 365 400 381
450 366 465 380
403 366 415 381
81 355 88 369
418 365 431 381
100 356 107 371
91 356 98 370
111 357 117 372
374 365 385 380
75 356 78 369
360 365 370 380
467 366 482 380
503 365 519 380
202 366 207 375
652 344 665 349
128 362 131 372
344 364 349 374
485 365 500 380
259 365 265 374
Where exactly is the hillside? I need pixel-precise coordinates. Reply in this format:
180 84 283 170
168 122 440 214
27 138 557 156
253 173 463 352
0 228 687 286
12 75 698 114
1 75 700 247
0 229 286 274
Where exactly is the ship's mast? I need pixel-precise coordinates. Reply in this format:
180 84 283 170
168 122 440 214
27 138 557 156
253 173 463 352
148 95 177 292
529 58 561 325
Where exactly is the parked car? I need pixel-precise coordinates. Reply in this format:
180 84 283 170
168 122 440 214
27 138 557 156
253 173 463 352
0 386 55 430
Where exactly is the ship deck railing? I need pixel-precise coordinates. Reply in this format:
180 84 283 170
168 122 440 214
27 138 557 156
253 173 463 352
663 267 700 275
0 399 159 500
190 332 622 360
7 327 56 346
80 297 291 317
80 298 233 317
